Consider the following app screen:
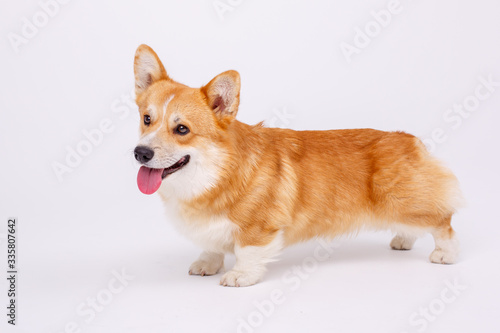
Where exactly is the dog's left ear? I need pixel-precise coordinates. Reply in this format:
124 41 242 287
202 70 240 123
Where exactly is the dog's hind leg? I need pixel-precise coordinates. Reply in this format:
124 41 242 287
390 233 417 250
189 251 225 276
429 217 459 264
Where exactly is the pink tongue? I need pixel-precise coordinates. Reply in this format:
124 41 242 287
137 166 164 195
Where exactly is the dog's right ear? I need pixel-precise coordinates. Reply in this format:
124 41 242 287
134 44 169 96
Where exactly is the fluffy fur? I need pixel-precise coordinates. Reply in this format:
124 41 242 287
133 44 462 287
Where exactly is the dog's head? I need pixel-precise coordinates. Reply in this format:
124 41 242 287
133 44 240 199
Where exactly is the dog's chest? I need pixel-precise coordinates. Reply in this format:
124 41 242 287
163 200 237 253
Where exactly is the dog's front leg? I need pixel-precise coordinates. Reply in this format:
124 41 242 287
220 231 283 287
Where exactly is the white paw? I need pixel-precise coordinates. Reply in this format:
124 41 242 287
429 249 457 264
390 235 416 250
220 270 260 287
189 259 223 276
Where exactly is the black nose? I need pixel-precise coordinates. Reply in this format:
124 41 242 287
134 146 154 164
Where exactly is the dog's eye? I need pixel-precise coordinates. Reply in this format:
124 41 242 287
175 124 190 135
144 115 151 126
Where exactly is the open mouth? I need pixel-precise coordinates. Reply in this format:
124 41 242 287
161 155 190 179
137 155 190 195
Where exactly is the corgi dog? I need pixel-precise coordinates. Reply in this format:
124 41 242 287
133 44 461 287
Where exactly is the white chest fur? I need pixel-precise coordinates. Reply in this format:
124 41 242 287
161 199 237 254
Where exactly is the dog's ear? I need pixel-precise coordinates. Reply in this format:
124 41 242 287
201 70 240 124
134 44 169 96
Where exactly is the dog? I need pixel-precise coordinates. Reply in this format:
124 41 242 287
132 44 462 287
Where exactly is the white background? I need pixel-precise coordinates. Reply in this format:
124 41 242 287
1 0 500 332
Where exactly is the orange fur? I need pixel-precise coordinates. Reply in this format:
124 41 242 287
133 44 462 285
186 124 460 246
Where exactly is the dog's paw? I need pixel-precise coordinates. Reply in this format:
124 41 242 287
220 270 260 287
429 249 457 264
390 235 416 250
189 259 223 276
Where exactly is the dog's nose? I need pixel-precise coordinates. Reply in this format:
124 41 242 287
134 146 154 163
